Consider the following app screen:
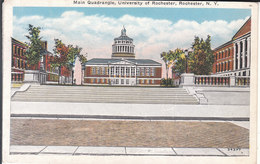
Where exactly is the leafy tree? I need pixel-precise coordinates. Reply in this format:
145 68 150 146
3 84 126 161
51 39 84 84
160 50 178 81
24 24 46 67
189 35 214 75
79 54 87 65
169 48 185 79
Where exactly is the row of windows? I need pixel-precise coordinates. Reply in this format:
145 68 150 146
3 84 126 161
13 45 26 57
216 61 231 73
12 58 27 69
115 40 132 44
215 48 231 60
89 78 155 84
91 67 156 77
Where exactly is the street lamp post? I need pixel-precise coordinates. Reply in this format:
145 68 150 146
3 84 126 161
185 49 189 73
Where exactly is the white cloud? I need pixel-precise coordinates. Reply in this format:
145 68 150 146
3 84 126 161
13 11 249 78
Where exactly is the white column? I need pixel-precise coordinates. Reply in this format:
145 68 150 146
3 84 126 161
242 39 246 68
233 44 236 70
125 67 126 78
130 67 132 78
237 42 241 70
135 65 137 84
247 37 251 68
119 65 121 77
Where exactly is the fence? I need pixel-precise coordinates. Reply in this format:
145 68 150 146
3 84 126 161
180 73 250 87
11 72 24 82
194 76 230 86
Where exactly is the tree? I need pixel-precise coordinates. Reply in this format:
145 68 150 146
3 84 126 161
51 39 84 84
78 54 87 65
169 48 184 79
24 24 46 67
189 35 215 75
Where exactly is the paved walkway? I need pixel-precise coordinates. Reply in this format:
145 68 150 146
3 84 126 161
10 145 249 156
11 119 249 148
11 102 249 121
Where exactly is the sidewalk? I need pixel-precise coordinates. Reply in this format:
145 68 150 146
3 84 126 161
10 145 249 156
11 101 250 121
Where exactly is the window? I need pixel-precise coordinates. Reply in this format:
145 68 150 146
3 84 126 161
116 67 119 75
18 47 20 56
126 79 129 84
111 67 114 75
105 67 108 75
121 79 124 84
12 58 14 67
97 67 101 75
141 68 145 76
228 49 230 57
121 67 125 76
146 68 150 76
97 79 100 83
92 67 96 75
126 67 130 76
116 79 119 84
151 68 155 76
131 67 135 76
18 59 20 68
137 68 140 76
152 80 154 84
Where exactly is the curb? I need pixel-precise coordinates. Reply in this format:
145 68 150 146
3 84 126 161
10 114 250 121
10 145 249 156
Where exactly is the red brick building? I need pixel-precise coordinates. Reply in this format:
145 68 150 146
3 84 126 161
11 38 28 82
84 58 162 86
213 17 251 76
11 38 70 84
213 41 234 75
83 27 162 86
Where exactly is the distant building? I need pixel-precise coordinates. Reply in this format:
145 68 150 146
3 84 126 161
213 17 251 76
11 38 28 82
83 27 162 86
11 37 71 84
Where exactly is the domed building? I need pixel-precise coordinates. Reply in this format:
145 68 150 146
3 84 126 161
83 27 162 86
112 26 135 59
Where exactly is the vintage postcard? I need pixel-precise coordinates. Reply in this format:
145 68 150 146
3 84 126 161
2 0 258 163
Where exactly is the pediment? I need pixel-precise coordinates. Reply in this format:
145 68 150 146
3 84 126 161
110 59 136 65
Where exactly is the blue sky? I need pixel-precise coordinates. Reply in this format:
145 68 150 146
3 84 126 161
13 7 251 77
14 7 251 23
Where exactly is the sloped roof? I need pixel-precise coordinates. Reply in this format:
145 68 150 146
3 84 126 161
114 35 133 41
213 40 233 51
232 17 251 40
85 58 161 66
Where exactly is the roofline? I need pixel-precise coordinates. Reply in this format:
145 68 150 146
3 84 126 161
11 37 28 47
232 17 251 40
85 58 162 66
213 40 233 51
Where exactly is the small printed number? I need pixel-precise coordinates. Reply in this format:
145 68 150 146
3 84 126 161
228 148 241 151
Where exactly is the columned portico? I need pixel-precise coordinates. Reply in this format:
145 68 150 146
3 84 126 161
232 34 251 76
